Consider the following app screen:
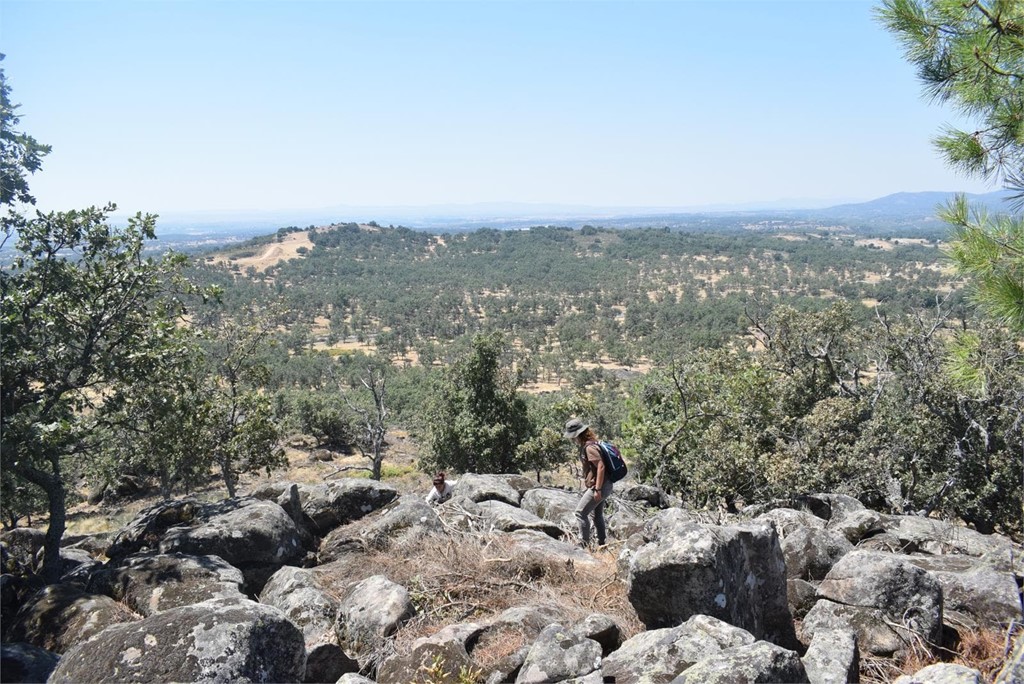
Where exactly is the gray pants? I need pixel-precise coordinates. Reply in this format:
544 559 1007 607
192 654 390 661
575 481 613 545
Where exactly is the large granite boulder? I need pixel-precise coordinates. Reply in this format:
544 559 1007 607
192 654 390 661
455 473 522 506
106 497 306 593
903 554 1020 628
5 584 140 654
48 597 305 683
781 527 854 581
515 623 602 683
893 663 983 683
625 514 796 647
812 551 944 650
292 479 400 534
506 529 602 569
520 488 579 530
881 516 1022 573
87 552 246 616
335 575 416 671
0 642 59 684
601 614 756 684
259 565 357 683
827 508 885 544
671 640 809 683
801 628 859 684
319 495 443 560
377 623 484 684
0 528 46 572
754 508 827 537
476 500 564 538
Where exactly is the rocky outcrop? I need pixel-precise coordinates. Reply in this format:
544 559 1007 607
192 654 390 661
806 551 944 654
454 473 523 506
601 614 756 683
476 500 564 538
0 642 59 684
259 565 358 683
87 552 246 616
5 584 140 654
515 623 602 683
335 574 416 670
4 477 1021 683
106 497 307 593
48 598 305 683
624 514 796 647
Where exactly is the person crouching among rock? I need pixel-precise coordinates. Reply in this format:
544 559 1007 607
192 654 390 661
565 418 611 549
425 471 454 505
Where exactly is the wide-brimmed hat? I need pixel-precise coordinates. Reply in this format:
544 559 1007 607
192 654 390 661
563 418 589 439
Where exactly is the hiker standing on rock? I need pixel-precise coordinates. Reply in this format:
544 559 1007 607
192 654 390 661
565 418 611 549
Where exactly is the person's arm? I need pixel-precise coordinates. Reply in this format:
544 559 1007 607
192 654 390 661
587 444 605 501
425 488 438 504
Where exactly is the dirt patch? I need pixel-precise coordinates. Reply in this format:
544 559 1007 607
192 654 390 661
212 230 314 272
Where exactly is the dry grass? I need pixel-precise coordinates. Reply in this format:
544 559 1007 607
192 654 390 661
316 530 643 671
860 625 1015 683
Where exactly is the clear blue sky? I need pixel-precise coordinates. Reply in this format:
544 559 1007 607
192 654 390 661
1 0 994 216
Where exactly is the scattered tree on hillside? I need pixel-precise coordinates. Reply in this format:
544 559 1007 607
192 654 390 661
195 307 286 498
422 332 531 474
342 362 390 481
1 208 194 582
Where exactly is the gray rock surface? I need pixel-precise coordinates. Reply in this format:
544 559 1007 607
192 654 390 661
625 514 796 647
335 574 415 669
520 488 579 529
456 473 523 506
295 479 400 533
827 508 884 544
801 599 911 657
802 628 859 684
569 613 622 656
882 516 1022 573
755 507 827 537
6 584 140 654
48 597 305 683
476 499 564 538
515 623 602 684
106 497 307 594
0 642 59 684
996 629 1024 684
601 614 756 684
671 640 809 683
816 551 944 647
87 552 246 616
787 578 819 618
893 663 983 683
259 565 357 683
506 529 603 569
781 527 854 581
377 622 488 683
903 554 1020 627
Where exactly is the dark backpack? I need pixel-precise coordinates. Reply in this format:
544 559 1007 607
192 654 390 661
591 440 628 483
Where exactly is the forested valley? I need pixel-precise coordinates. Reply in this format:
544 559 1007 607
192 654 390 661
89 216 1015 542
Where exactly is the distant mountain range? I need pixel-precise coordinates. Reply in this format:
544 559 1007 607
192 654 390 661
144 190 1016 235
